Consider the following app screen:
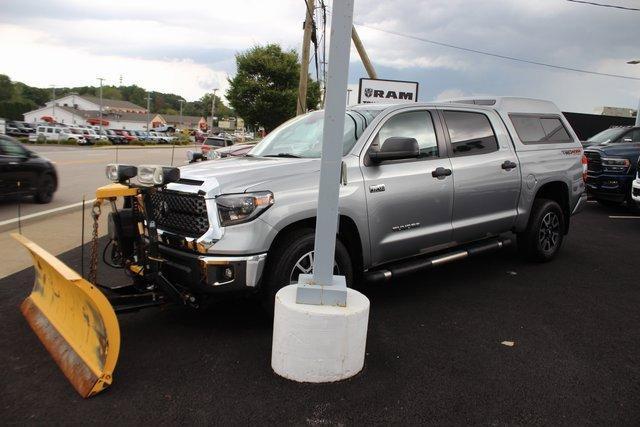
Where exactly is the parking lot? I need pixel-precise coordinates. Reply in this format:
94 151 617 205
1 202 638 424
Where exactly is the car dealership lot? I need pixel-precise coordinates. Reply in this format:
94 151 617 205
1 203 639 424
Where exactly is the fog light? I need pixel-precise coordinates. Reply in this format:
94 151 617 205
224 267 234 280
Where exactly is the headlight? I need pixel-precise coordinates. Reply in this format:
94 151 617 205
105 164 137 182
602 157 630 173
137 164 180 186
216 192 274 226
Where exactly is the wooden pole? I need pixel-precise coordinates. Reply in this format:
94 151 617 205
296 0 315 115
351 26 377 79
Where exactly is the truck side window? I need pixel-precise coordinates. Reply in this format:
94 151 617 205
510 115 573 143
443 111 498 156
372 111 438 158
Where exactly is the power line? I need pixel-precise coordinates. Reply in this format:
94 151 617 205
566 0 640 12
354 23 640 81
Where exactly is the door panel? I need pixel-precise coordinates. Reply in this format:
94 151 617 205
361 109 454 266
440 109 521 243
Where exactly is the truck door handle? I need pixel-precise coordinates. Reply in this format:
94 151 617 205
501 160 517 170
432 167 452 178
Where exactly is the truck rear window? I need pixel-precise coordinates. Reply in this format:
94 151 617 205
510 115 573 143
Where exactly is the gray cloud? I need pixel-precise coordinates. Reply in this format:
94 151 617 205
0 0 638 111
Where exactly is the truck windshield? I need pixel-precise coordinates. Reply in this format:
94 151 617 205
586 128 627 145
250 110 378 158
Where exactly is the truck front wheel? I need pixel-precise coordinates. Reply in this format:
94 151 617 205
517 199 565 262
261 228 353 313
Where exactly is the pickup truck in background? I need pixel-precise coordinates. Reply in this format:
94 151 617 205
103 97 587 309
583 126 640 208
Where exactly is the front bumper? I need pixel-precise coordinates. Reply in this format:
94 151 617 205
585 174 634 202
158 244 267 295
632 178 640 203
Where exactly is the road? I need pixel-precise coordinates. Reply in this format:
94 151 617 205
1 203 638 424
0 144 198 222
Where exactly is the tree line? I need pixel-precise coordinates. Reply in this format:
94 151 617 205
1 43 322 132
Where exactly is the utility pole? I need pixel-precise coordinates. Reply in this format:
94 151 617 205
97 78 105 134
296 0 315 115
146 93 151 132
178 99 185 130
50 85 56 120
627 60 640 126
210 88 218 130
351 26 377 79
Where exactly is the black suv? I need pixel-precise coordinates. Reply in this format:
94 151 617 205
0 135 58 203
583 126 640 207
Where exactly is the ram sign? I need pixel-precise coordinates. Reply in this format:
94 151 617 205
358 78 419 104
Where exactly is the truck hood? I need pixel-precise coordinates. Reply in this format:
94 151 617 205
178 156 320 194
585 143 640 158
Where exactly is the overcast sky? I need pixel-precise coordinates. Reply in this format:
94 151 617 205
0 0 638 113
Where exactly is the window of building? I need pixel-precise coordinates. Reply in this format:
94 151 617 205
443 111 498 156
511 115 573 143
372 110 438 158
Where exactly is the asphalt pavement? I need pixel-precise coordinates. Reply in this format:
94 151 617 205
1 203 639 425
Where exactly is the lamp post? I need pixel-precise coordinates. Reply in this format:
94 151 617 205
629 60 640 126
97 78 105 134
50 85 56 120
347 88 352 106
178 99 185 130
210 88 218 131
146 93 151 132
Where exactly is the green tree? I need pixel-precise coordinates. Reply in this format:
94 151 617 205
226 44 321 132
0 74 15 100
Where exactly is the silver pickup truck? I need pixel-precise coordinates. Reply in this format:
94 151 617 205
105 97 587 307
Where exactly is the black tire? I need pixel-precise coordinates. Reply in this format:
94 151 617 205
597 199 622 207
517 198 565 262
34 174 55 204
261 228 353 313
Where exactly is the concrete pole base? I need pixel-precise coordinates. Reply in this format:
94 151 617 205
271 285 370 383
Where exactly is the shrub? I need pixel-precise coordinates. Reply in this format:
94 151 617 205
95 139 111 146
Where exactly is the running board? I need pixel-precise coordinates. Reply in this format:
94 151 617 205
364 237 512 284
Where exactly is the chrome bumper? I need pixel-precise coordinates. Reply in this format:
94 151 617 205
198 253 267 288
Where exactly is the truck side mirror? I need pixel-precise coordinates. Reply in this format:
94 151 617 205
369 137 420 163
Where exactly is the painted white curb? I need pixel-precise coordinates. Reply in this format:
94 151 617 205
271 284 370 383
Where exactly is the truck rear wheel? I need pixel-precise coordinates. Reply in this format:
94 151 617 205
517 198 565 262
261 228 353 313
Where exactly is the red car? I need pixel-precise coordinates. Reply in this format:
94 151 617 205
110 129 137 143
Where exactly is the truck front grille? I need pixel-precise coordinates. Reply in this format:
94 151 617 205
585 151 602 174
149 190 209 238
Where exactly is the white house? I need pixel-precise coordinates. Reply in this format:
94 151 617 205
23 94 152 130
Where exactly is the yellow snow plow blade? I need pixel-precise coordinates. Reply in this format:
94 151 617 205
12 233 120 398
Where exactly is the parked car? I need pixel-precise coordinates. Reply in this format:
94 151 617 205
69 127 93 145
33 125 86 144
97 129 126 145
582 126 639 148
201 136 234 155
632 157 640 205
103 97 586 309
80 128 106 143
110 129 136 144
6 121 32 137
584 127 640 207
0 135 57 203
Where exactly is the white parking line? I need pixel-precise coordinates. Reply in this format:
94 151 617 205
0 199 96 229
609 215 640 219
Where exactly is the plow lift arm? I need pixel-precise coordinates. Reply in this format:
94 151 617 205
13 182 185 398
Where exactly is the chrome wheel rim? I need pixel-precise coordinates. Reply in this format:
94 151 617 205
538 211 560 253
289 250 340 284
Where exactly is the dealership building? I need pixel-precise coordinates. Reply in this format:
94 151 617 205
22 94 205 131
